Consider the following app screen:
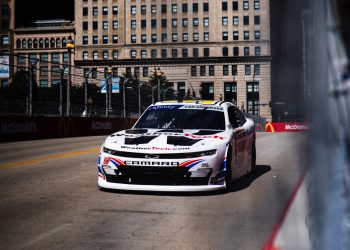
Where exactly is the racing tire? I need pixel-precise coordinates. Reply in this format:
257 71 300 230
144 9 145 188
225 150 233 191
251 140 256 172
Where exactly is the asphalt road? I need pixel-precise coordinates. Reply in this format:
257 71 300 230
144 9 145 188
0 133 305 250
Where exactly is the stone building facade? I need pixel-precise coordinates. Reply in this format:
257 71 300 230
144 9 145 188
79 0 271 118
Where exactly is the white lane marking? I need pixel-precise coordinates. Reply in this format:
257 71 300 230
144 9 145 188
18 223 71 249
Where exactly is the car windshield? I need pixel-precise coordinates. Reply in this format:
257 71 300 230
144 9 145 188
134 105 226 131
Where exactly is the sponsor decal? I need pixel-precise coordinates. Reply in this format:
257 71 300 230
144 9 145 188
148 105 183 111
92 121 112 130
124 161 179 166
180 105 223 111
1 122 37 134
180 159 205 168
120 145 191 151
183 133 226 140
266 122 309 133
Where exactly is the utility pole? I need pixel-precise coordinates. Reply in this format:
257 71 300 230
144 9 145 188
66 36 74 116
154 67 161 102
84 69 92 117
59 66 67 117
28 59 38 117
105 67 113 117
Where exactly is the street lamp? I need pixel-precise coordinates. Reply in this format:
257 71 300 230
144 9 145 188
152 85 157 104
66 35 74 116
106 67 113 117
83 68 92 117
154 67 162 102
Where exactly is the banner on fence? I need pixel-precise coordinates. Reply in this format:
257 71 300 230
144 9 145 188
100 77 120 93
265 122 309 132
0 56 9 78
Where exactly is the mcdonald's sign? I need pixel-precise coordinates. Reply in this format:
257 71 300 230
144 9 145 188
265 122 309 132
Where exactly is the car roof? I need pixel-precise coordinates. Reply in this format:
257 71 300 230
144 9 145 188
154 100 235 108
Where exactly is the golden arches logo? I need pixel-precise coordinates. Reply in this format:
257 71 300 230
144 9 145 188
265 122 275 133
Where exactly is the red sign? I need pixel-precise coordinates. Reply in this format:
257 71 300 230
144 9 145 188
265 122 309 132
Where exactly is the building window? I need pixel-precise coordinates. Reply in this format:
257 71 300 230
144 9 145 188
103 51 108 59
161 49 167 58
151 19 157 28
92 68 97 79
172 49 178 58
200 66 206 76
254 16 260 25
182 18 188 27
131 6 136 15
223 47 229 56
193 18 199 26
131 35 136 43
209 66 215 76
172 4 177 13
93 36 98 44
141 34 147 43
161 19 167 28
232 65 238 75
113 50 118 59
161 4 167 13
93 51 98 60
141 20 147 28
130 50 137 58
204 32 209 41
203 17 209 27
182 3 188 12
193 33 199 41
222 2 228 11
247 82 260 115
177 82 186 98
203 3 209 12
233 16 239 25
131 20 136 29
143 67 149 77
201 83 214 100
255 31 261 40
245 65 251 75
243 1 249 10
134 67 140 77
222 17 228 26
113 35 118 43
83 22 88 30
244 47 250 56
162 33 167 42
103 35 108 44
183 33 188 42
233 47 239 56
93 7 98 16
151 5 157 13
191 66 197 76
204 48 210 57
223 32 228 40
51 53 60 62
103 6 108 15
254 64 260 75
223 65 229 76
40 66 48 77
141 50 147 58
243 16 249 25
82 7 88 16
151 49 157 58
244 31 249 40
40 80 49 88
193 48 199 57
83 51 88 60
254 1 261 10
113 20 118 29
193 3 198 12
172 19 178 27
141 5 146 14
233 1 238 10
255 46 261 56
152 34 157 42
172 33 178 42
40 53 49 61
93 21 98 30
113 6 118 15
83 36 88 45
103 21 108 30
233 31 239 40
183 48 188 57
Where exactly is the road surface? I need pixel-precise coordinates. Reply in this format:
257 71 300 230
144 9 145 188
0 133 305 250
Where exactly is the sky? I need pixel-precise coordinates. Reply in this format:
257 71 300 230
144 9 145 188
16 0 74 27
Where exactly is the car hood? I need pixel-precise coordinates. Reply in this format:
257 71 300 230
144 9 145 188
104 129 231 153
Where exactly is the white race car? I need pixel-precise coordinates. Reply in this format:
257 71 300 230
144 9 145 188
98 101 256 192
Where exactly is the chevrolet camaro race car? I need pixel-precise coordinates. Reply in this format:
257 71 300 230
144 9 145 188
98 101 256 192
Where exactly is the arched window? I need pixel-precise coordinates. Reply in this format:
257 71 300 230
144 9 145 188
62 38 67 48
28 39 33 49
16 39 21 49
45 38 49 48
33 39 38 48
50 38 55 48
56 38 61 47
39 38 44 48
22 39 27 49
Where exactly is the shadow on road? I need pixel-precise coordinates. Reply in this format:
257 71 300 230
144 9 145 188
99 165 271 197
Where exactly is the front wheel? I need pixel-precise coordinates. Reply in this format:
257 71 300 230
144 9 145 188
225 151 233 190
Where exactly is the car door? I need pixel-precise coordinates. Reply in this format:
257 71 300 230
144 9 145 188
227 106 246 178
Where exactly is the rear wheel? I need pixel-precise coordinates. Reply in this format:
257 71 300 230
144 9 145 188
225 150 233 190
251 140 256 172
